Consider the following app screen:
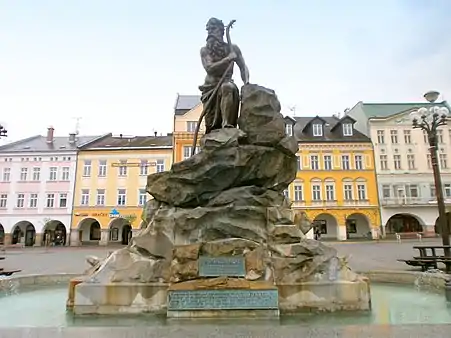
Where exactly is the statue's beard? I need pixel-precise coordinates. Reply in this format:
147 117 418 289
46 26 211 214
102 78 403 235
206 35 228 60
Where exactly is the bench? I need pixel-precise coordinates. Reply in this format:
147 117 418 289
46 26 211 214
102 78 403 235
398 245 451 272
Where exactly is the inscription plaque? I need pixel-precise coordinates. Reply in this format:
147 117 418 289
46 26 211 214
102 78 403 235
198 256 246 277
167 289 279 310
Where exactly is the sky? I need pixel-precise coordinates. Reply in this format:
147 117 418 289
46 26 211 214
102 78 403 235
1 0 451 143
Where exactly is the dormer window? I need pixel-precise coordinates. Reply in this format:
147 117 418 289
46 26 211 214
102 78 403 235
312 124 323 136
342 123 353 136
285 123 293 136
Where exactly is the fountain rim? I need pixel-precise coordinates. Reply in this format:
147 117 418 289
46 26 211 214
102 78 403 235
0 270 448 291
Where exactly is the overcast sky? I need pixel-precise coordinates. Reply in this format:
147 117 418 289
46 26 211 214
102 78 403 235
1 0 450 143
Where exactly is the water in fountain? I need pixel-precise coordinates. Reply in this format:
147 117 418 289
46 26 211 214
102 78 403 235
0 276 20 296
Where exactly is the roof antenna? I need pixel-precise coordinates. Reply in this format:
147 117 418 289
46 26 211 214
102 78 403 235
72 117 82 135
289 106 297 116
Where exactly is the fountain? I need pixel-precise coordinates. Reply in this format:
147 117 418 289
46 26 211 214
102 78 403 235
66 17 371 318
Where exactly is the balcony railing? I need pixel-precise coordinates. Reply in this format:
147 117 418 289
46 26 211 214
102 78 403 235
381 197 451 207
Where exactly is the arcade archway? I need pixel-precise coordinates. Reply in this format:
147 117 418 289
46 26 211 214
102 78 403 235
77 218 102 244
42 220 67 246
11 221 36 246
385 213 423 234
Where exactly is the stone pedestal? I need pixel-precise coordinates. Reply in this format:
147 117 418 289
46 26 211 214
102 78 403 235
72 282 168 315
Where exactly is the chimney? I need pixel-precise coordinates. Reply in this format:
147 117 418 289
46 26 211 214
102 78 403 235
46 127 54 144
154 131 157 137
69 133 76 144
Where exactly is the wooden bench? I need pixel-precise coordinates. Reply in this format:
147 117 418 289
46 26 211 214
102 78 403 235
398 245 451 271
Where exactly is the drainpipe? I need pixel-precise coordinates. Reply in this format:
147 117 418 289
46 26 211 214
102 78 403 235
371 140 384 239
67 153 79 246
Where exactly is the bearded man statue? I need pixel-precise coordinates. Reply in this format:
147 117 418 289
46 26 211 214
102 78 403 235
199 17 250 134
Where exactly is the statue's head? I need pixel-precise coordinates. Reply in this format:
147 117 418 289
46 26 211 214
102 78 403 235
206 17 224 40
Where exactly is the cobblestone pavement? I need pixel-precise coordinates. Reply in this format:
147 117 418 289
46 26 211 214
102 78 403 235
1 238 443 276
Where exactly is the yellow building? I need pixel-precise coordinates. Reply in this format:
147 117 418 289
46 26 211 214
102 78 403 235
70 133 172 246
284 115 381 240
172 96 381 241
173 94 204 162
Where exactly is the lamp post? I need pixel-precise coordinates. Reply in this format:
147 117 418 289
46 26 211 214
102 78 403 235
0 125 7 138
410 90 450 272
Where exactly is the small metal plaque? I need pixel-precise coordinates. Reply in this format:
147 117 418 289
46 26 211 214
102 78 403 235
198 256 246 277
167 289 279 310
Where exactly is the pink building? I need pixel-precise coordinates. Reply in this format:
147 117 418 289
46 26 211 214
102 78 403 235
0 127 103 246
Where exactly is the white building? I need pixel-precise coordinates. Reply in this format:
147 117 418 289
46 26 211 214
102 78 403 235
347 101 451 236
0 127 103 246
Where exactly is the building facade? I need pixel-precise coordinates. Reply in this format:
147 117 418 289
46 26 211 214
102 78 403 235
71 134 172 246
284 115 381 240
0 128 102 246
347 101 451 236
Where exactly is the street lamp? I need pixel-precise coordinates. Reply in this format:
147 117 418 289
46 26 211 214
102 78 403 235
0 125 7 138
410 90 450 271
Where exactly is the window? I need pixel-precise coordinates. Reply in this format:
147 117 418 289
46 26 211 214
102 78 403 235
354 155 363 170
32 167 40 181
430 184 436 198
440 154 448 169
325 183 335 201
310 155 319 170
139 189 147 205
20 168 28 181
357 184 367 200
296 156 302 171
283 189 289 198
118 160 127 176
2 168 10 182
59 193 67 208
183 146 192 160
187 121 197 132
16 194 25 208
444 184 451 198
96 189 105 206
49 167 57 181
83 160 91 176
344 184 353 200
81 189 89 205
312 124 323 136
403 130 411 144
341 155 350 170
423 130 428 143
98 160 107 177
156 159 165 173
294 185 303 201
427 154 432 169
342 123 353 136
377 130 385 144
382 185 391 198
407 154 415 170
117 189 126 205
46 193 55 208
0 194 7 208
393 155 401 170
140 160 148 176
390 130 398 144
285 123 293 136
312 184 321 201
62 167 70 181
324 155 332 170
29 193 38 208
408 185 419 198
437 129 444 143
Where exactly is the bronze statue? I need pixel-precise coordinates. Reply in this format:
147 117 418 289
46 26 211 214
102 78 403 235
192 18 249 155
